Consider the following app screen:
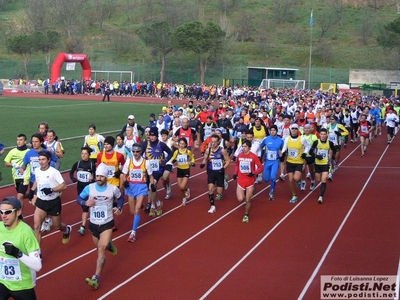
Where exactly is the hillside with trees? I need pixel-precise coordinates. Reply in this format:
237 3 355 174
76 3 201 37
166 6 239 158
0 0 399 84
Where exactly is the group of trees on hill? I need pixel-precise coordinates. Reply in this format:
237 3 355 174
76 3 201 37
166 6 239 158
2 0 400 83
7 21 226 83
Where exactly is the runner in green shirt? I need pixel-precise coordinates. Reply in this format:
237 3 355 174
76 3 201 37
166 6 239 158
3 134 30 209
0 197 42 300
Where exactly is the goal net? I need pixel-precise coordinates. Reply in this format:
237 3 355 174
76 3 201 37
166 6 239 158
259 79 305 90
91 70 134 83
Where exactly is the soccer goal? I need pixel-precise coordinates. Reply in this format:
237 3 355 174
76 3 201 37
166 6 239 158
91 70 134 83
259 79 305 90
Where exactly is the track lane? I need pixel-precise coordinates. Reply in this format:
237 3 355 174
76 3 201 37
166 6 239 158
2 132 397 299
300 137 400 299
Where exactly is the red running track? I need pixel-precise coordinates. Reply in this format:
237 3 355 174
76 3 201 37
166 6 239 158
0 133 399 300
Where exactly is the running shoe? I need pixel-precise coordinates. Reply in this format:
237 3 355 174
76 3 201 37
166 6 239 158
40 220 50 232
156 201 163 216
300 180 306 191
144 203 151 213
215 193 223 200
127 231 136 243
242 215 249 223
149 207 156 217
224 174 229 190
166 184 171 195
208 205 216 213
318 196 323 204
289 196 298 203
310 180 315 191
62 225 72 244
107 241 118 255
328 173 333 181
182 198 187 206
85 276 99 289
279 174 285 181
343 143 347 148
77 226 85 235
350 139 354 143
185 188 190 199
306 172 311 179
165 185 172 199
269 193 274 201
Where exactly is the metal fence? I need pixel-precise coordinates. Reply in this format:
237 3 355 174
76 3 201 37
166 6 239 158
0 57 351 87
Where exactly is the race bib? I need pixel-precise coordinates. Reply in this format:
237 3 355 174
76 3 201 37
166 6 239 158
328 133 337 143
177 154 188 165
288 148 298 159
204 128 211 137
129 169 143 181
106 166 115 178
361 125 368 133
14 168 24 179
211 159 223 171
30 160 40 174
92 205 107 222
239 161 251 173
317 149 328 159
0 257 22 281
77 171 91 183
38 183 53 198
149 159 159 172
89 145 98 154
267 150 277 161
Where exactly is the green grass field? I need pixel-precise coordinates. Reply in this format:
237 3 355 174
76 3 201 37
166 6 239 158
0 96 162 185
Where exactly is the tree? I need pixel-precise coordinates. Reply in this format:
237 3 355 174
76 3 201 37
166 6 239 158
235 11 254 42
377 17 400 49
359 14 373 46
26 0 51 31
7 35 35 80
51 0 82 37
0 0 12 12
318 10 340 38
271 0 300 24
137 21 173 85
32 30 61 76
327 0 345 27
172 21 225 84
314 38 334 64
90 0 113 30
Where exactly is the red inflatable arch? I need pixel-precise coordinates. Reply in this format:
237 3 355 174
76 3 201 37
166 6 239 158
51 53 92 84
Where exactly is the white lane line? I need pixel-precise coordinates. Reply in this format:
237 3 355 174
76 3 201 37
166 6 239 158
22 157 207 220
37 144 358 291
98 182 276 300
198 145 361 299
297 143 392 300
36 169 229 278
36 169 208 240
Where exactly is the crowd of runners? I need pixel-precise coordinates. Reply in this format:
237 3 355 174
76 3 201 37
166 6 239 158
1 86 399 296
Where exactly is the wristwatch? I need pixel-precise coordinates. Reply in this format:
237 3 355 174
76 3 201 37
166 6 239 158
17 251 23 258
